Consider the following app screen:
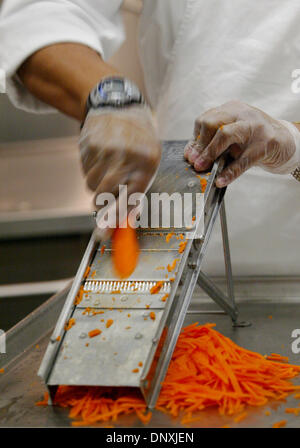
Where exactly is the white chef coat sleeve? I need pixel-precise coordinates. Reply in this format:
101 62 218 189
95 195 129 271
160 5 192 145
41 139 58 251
0 0 125 113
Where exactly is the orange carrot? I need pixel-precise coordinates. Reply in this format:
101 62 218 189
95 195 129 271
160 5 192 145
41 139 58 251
166 232 174 243
161 293 169 302
106 319 113 329
149 312 156 321
35 392 49 406
100 245 106 255
40 323 300 427
150 281 164 294
88 329 102 338
64 318 76 331
196 176 208 193
167 258 179 272
112 220 139 279
273 420 287 428
285 407 300 415
0 368 4 374
234 412 247 423
74 286 84 305
178 241 187 254
83 266 91 279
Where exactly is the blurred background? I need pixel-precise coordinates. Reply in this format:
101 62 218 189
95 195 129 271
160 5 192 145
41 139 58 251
0 0 145 330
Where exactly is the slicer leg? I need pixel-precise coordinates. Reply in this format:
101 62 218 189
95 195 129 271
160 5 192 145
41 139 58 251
197 271 238 322
196 198 251 326
219 199 236 312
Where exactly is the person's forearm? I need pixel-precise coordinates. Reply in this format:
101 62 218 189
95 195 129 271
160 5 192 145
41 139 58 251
18 43 120 121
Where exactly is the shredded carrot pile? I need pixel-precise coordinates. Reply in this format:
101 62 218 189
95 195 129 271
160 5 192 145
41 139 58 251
112 220 139 279
38 323 300 427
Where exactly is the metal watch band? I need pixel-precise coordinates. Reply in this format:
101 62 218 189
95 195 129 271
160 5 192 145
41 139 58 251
291 166 300 182
291 122 300 181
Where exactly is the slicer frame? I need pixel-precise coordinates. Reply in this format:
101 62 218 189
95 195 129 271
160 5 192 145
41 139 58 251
38 141 239 409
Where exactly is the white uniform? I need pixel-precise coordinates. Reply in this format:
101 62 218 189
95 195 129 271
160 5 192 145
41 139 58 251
0 0 299 276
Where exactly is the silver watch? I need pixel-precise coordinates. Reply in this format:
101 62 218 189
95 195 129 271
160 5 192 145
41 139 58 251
86 76 145 113
292 166 300 182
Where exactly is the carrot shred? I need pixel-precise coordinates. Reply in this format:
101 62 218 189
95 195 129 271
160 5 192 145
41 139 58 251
150 281 164 294
74 286 84 305
106 319 114 329
149 312 156 321
285 407 300 415
161 293 169 302
112 220 139 279
178 241 187 254
167 258 179 272
64 318 76 331
83 266 90 279
35 392 49 406
272 420 287 428
40 323 300 427
196 176 208 193
166 232 174 243
0 368 4 374
234 412 247 423
100 245 106 255
88 329 102 338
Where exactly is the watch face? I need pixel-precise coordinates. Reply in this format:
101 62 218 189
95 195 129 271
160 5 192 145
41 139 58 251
89 77 143 109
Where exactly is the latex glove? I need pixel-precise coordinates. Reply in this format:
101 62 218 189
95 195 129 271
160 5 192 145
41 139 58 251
79 105 161 238
184 100 300 187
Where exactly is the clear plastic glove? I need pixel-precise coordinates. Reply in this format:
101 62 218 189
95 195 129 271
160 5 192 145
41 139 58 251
79 105 162 238
184 100 300 187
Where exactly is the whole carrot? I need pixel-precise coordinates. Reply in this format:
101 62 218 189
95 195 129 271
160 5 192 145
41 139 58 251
112 220 139 279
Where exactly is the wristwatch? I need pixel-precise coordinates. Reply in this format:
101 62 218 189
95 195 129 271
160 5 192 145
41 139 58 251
292 166 300 182
291 121 300 181
86 76 145 116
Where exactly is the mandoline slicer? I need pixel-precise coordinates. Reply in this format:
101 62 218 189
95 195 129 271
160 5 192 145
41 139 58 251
38 141 242 409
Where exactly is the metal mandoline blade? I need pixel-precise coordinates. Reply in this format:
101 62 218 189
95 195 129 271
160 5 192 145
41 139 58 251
38 141 229 408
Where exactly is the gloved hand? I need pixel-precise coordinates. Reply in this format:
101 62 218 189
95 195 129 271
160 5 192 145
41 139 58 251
79 105 161 238
184 100 300 187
